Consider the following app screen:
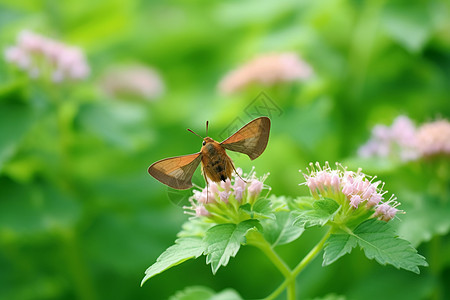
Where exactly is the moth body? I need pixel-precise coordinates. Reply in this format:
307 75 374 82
201 137 233 183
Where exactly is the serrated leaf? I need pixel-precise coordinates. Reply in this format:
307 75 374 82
323 219 428 273
240 198 273 219
262 211 304 247
169 286 242 300
323 233 357 266
354 219 428 273
294 198 340 228
141 237 205 285
204 219 259 274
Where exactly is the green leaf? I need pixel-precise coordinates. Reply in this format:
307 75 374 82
262 211 304 247
323 232 358 265
323 219 428 273
204 219 259 274
169 286 243 300
178 219 213 238
268 194 291 211
240 197 273 219
287 196 315 211
294 198 340 228
141 237 205 286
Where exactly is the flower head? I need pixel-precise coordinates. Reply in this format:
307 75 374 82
301 162 402 222
99 65 165 101
218 52 313 94
185 168 270 223
358 115 419 162
415 119 450 157
359 116 450 161
4 30 90 83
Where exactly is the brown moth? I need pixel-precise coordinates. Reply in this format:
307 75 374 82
148 117 271 189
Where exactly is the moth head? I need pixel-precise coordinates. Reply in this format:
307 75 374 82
202 137 215 146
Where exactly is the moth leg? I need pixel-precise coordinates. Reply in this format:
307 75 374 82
201 165 210 202
230 162 247 184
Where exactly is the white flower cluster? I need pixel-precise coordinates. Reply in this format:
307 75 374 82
4 30 90 82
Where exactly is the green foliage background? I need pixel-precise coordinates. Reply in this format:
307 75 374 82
0 0 449 299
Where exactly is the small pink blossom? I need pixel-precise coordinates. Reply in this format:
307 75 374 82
350 195 362 208
220 179 232 192
373 198 400 221
219 191 230 203
367 192 383 207
248 179 264 198
195 205 210 217
234 187 244 202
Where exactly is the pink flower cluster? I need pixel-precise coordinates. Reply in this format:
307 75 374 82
302 162 401 222
358 116 450 161
218 52 313 94
186 168 268 219
99 65 164 101
4 30 90 82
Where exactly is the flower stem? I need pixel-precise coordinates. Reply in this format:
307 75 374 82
262 227 332 300
247 230 291 278
291 228 331 278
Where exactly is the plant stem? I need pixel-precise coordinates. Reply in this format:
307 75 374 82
262 227 332 300
247 230 291 278
291 228 331 278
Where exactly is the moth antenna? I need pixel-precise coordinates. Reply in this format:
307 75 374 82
187 128 203 139
206 121 209 137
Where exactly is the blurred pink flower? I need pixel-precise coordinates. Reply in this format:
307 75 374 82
415 120 450 157
99 65 165 101
358 116 450 161
358 115 419 162
4 30 90 82
218 52 313 94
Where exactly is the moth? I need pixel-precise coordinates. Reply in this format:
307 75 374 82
148 117 271 189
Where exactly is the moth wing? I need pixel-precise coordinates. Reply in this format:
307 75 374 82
148 153 202 189
220 117 271 160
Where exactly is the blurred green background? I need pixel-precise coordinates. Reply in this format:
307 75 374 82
0 0 449 299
